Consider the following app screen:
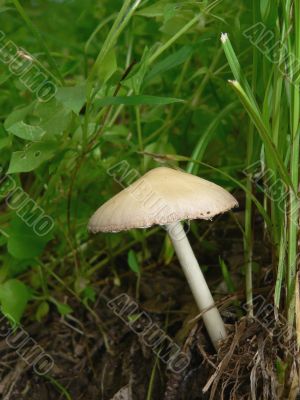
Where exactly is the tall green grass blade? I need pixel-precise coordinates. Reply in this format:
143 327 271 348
275 224 287 309
12 0 63 84
221 33 256 105
95 95 184 107
149 14 200 65
287 0 300 322
228 80 293 189
243 0 260 316
219 257 235 293
186 102 237 174
88 0 142 83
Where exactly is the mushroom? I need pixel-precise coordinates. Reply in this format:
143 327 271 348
88 167 238 349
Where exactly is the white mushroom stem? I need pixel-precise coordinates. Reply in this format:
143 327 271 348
166 221 227 350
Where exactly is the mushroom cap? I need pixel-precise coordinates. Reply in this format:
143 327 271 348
88 167 238 233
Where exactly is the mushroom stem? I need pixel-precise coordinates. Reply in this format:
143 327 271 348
166 221 227 350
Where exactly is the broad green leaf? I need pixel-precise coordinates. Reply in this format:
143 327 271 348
8 141 57 173
0 279 30 324
4 103 34 129
8 258 32 278
128 250 140 274
36 301 49 321
7 121 46 141
55 301 73 316
8 233 46 259
83 287 96 303
136 2 172 18
163 4 178 22
97 48 117 85
35 100 72 136
7 216 52 259
95 95 183 107
56 85 86 114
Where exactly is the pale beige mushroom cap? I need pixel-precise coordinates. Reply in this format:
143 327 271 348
88 167 238 233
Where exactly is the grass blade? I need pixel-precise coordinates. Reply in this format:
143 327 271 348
228 80 293 189
12 0 63 83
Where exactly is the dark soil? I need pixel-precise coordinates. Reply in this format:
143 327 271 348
1 209 292 400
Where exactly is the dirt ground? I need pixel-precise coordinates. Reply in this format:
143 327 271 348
1 210 290 400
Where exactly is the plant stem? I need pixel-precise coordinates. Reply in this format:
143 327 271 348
167 221 227 349
244 0 260 317
287 0 300 322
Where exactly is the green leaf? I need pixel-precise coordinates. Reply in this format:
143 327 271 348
127 250 140 274
275 357 287 384
7 216 52 259
0 279 30 324
74 276 89 295
162 235 174 265
123 47 152 94
186 102 237 174
228 81 293 189
163 4 178 22
8 233 45 259
0 137 10 149
7 121 46 141
260 0 277 26
35 99 72 136
8 141 57 173
145 46 193 83
4 103 34 129
83 286 96 303
95 95 183 107
56 85 86 114
88 0 140 83
221 33 255 103
97 48 117 85
219 258 235 293
260 0 270 20
136 2 168 18
0 124 11 149
55 301 73 316
0 7 14 14
36 301 49 321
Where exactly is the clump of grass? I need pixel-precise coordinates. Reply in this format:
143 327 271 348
221 0 300 392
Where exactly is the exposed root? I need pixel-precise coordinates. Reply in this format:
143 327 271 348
201 315 300 399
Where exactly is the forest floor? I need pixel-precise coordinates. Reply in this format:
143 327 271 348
0 204 282 400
